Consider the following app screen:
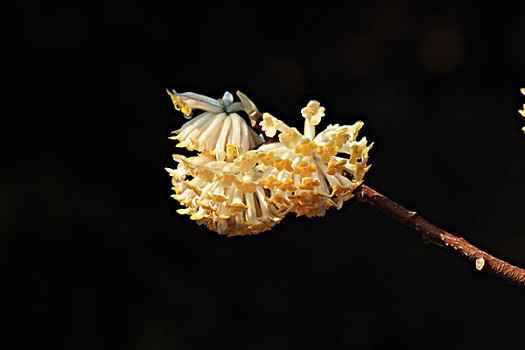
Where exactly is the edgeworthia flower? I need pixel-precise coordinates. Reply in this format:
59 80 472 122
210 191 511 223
167 90 264 160
166 90 373 236
254 101 372 218
166 151 284 236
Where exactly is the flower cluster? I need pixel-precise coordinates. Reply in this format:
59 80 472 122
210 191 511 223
168 91 263 160
166 90 372 236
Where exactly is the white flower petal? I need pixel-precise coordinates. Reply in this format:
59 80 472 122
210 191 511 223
177 91 223 113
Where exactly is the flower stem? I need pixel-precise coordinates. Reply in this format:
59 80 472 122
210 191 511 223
304 119 315 140
354 184 525 288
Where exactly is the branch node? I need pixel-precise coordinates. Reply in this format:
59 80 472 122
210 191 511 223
476 257 485 271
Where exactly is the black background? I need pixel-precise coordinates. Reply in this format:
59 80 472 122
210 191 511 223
4 0 525 349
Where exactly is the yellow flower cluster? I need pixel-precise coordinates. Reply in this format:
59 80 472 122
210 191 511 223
166 90 372 236
167 152 284 236
253 114 372 218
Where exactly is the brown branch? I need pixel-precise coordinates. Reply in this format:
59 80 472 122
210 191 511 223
354 184 525 288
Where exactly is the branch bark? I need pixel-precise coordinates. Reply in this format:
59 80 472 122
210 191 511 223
354 184 525 288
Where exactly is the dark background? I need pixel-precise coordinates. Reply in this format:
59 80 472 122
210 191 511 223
4 0 525 349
